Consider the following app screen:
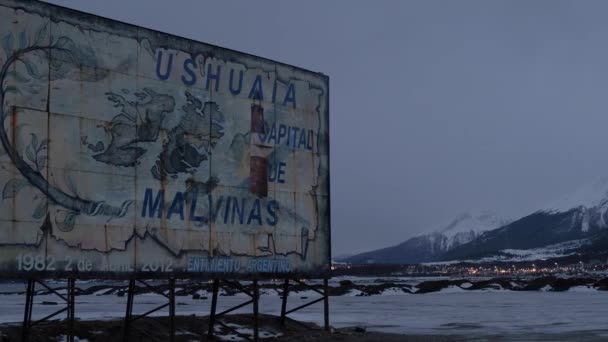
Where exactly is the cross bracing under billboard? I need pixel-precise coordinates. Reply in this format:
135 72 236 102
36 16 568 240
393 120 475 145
0 0 330 279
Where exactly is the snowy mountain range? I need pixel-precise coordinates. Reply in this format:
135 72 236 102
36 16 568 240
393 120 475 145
444 178 608 262
341 211 509 264
342 177 608 265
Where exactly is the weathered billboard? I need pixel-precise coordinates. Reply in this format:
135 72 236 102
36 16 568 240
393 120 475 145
0 0 330 278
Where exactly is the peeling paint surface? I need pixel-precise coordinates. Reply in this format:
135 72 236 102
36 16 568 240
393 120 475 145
0 0 330 278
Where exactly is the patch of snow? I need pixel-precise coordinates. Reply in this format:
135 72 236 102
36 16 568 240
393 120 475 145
56 336 88 342
540 285 552 291
345 289 363 296
93 289 110 296
435 285 467 294
569 285 597 293
217 323 282 341
460 282 473 289
193 289 209 297
480 286 505 292
581 210 590 232
331 260 349 265
380 287 408 295
259 330 283 339
176 330 195 335
216 334 243 341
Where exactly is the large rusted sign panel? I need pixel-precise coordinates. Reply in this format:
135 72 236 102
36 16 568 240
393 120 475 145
0 0 330 278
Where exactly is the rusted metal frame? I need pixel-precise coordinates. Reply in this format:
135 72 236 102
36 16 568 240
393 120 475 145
137 279 171 300
29 307 69 327
279 278 289 326
285 297 324 315
21 278 77 342
222 278 254 297
122 279 135 342
169 278 175 342
21 279 34 342
68 278 76 340
207 278 260 342
129 302 170 323
207 278 219 338
216 299 254 317
35 279 70 302
122 278 176 342
253 279 259 341
215 279 254 317
279 278 330 331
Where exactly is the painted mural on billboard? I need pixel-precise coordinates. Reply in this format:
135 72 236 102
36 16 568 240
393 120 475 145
0 0 330 277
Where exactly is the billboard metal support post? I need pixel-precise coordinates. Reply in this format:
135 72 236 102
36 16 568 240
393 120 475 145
21 278 77 342
279 278 330 331
207 278 220 338
121 278 176 342
168 277 175 341
279 278 289 326
21 279 34 342
67 278 76 338
207 279 260 341
323 278 329 331
252 279 259 341
122 279 135 342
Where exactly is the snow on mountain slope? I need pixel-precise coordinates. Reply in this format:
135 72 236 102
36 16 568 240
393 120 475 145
430 239 590 264
535 177 608 233
341 211 508 264
443 178 608 262
433 211 509 250
543 177 608 213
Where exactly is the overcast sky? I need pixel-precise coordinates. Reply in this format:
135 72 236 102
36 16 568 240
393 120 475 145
44 0 608 256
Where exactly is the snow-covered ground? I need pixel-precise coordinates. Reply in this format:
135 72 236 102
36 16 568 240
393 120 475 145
424 238 590 264
3 280 608 338
496 239 590 261
319 291 608 335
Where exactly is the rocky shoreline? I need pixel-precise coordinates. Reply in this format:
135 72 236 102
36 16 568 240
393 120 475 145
3 276 608 298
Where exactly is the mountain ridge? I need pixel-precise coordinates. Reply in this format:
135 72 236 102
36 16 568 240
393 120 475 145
342 177 608 265
341 210 507 264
